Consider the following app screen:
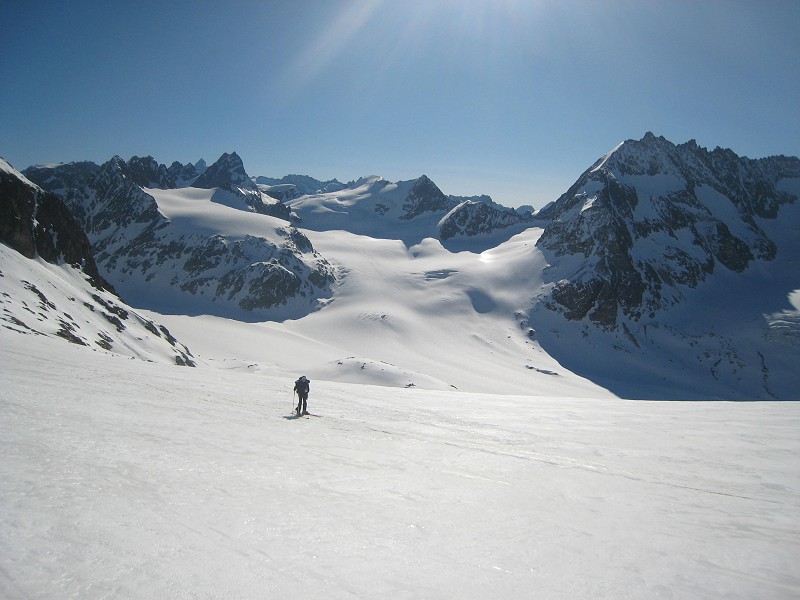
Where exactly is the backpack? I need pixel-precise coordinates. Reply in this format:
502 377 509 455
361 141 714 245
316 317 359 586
295 376 310 394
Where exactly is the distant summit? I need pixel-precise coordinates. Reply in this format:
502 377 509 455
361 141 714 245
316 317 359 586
399 174 452 220
283 173 532 245
194 151 256 192
127 155 175 189
254 174 346 199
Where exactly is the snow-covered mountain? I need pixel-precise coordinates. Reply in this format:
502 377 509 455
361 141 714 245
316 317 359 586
0 158 195 365
25 153 333 319
254 174 346 200
439 199 531 241
286 174 532 245
11 133 800 399
529 133 800 399
167 158 203 186
537 132 799 325
193 152 290 220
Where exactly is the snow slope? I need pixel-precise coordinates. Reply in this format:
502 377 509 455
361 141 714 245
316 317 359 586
148 225 612 397
0 244 195 365
285 174 530 248
8 152 604 397
2 333 798 599
287 175 445 241
94 182 332 320
145 197 800 399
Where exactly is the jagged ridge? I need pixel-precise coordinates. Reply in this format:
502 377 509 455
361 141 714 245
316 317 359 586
25 153 334 319
536 132 800 327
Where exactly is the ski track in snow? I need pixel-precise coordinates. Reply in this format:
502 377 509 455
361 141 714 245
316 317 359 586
2 333 799 599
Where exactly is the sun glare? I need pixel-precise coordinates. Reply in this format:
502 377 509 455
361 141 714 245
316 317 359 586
275 0 546 101
280 1 384 99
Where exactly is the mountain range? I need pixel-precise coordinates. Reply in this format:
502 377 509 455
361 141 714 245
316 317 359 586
3 133 799 399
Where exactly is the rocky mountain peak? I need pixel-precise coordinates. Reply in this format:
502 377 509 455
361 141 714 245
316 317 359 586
536 133 800 328
23 161 100 196
127 155 175 189
104 155 128 176
191 152 291 219
400 174 456 220
589 132 692 180
194 151 257 192
167 161 199 186
438 199 529 241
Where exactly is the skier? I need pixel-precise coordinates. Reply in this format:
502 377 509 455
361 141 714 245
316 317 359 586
293 375 310 416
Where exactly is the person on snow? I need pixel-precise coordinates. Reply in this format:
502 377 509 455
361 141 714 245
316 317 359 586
294 375 310 416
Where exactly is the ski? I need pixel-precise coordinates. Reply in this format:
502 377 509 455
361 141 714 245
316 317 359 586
286 412 319 419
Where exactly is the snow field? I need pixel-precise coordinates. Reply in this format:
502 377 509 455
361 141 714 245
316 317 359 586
3 146 800 599
2 333 799 599
151 225 610 398
0 245 193 366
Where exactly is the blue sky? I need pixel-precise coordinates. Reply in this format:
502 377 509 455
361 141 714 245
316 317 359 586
2 0 798 208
